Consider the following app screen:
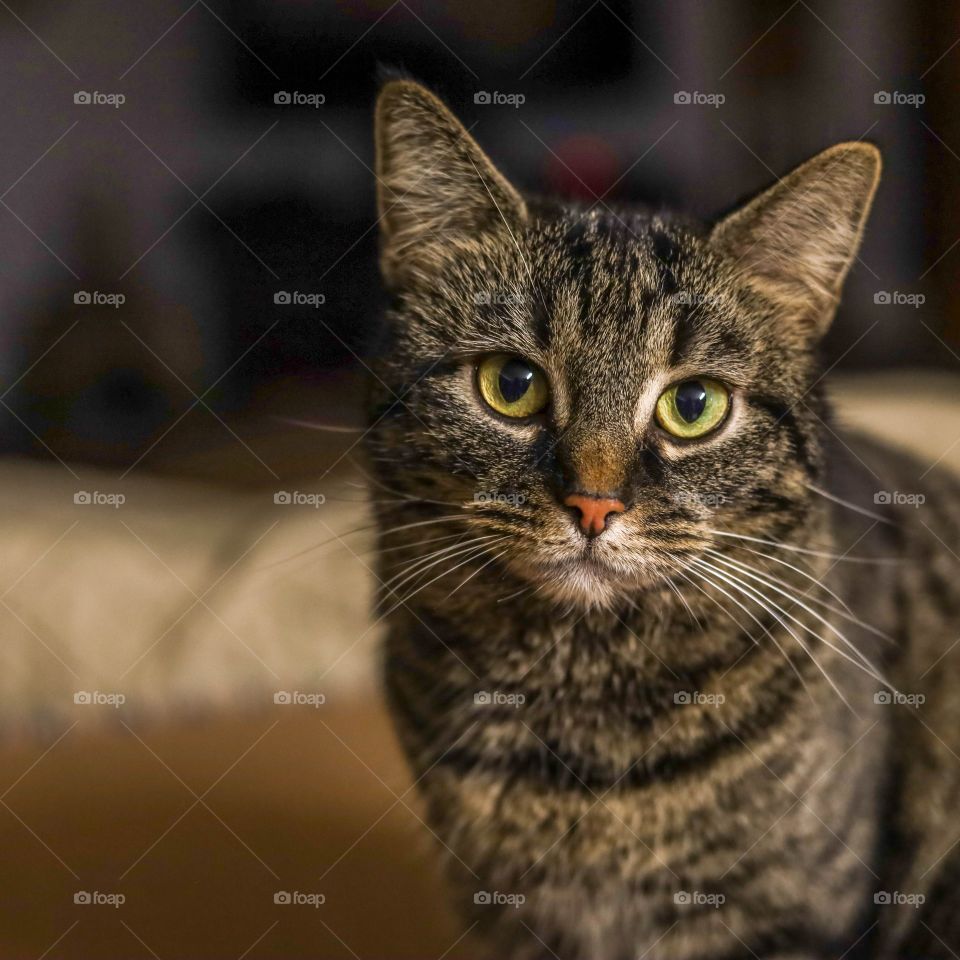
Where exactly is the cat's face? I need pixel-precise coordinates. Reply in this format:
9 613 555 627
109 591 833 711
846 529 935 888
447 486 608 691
368 81 880 609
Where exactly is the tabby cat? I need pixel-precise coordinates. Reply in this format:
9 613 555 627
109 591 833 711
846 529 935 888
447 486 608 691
366 79 960 960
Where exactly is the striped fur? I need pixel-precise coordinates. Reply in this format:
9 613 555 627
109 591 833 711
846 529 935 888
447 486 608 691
366 81 960 959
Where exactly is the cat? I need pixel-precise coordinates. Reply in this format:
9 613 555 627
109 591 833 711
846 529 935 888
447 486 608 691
366 79 960 960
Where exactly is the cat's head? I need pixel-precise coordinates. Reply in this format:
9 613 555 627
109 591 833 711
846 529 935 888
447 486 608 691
367 80 880 610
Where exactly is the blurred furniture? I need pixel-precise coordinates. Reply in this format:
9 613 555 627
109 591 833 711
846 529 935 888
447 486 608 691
1 0 957 472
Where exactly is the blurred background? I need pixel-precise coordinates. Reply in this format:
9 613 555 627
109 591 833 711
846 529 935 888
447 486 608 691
0 0 957 482
1 2 959 957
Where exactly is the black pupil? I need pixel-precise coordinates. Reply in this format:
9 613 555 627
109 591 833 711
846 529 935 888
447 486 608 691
498 358 534 404
675 380 708 422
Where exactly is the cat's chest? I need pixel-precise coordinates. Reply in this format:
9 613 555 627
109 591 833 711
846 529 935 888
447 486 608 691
426 673 881 960
388 606 885 956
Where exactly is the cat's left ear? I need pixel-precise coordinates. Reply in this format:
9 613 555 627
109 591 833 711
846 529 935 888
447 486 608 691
711 142 881 335
375 79 527 287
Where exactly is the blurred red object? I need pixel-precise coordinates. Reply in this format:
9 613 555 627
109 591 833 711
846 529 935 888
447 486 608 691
543 133 624 202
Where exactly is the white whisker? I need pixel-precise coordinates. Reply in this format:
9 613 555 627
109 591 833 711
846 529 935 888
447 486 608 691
702 551 896 674
706 549 895 644
707 529 898 565
805 482 895 526
348 455 462 508
740 547 853 612
690 557 855 712
381 535 505 595
445 548 510 600
376 515 474 539
678 561 816 706
378 531 475 556
385 541 507 618
661 573 702 627
496 583 536 604
691 557 892 707
667 562 758 643
277 416 365 434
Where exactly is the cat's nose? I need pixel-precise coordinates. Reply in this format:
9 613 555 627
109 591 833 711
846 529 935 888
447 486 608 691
563 493 626 538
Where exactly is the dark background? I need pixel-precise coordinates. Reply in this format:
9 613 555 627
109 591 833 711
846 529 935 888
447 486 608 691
1 0 957 481
1 7 959 958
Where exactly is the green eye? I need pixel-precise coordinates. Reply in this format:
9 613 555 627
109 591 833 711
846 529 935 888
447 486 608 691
656 378 729 439
477 354 549 419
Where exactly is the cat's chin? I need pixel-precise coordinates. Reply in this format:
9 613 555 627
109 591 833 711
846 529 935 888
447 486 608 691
534 572 624 610
513 553 663 612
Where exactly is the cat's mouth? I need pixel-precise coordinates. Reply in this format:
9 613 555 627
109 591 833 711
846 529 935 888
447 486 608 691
471 499 684 607
556 546 617 575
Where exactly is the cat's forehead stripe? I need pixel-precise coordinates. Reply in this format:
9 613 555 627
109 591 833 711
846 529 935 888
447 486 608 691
532 211 699 373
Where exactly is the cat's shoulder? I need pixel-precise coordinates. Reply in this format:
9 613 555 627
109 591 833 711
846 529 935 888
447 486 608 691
824 424 960 531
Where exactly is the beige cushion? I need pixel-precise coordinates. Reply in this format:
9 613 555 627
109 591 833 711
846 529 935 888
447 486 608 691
0 465 378 728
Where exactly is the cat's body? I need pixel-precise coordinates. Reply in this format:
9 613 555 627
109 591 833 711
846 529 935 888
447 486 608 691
368 80 960 959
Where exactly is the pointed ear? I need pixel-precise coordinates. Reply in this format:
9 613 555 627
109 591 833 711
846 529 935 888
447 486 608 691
711 142 881 335
374 80 526 287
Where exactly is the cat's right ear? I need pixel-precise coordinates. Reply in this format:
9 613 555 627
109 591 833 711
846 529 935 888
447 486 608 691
374 80 526 288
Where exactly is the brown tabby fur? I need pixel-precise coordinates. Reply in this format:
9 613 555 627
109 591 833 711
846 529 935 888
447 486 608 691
365 79 960 960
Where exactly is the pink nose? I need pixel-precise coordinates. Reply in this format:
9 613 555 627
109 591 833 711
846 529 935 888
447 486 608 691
563 493 626 537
